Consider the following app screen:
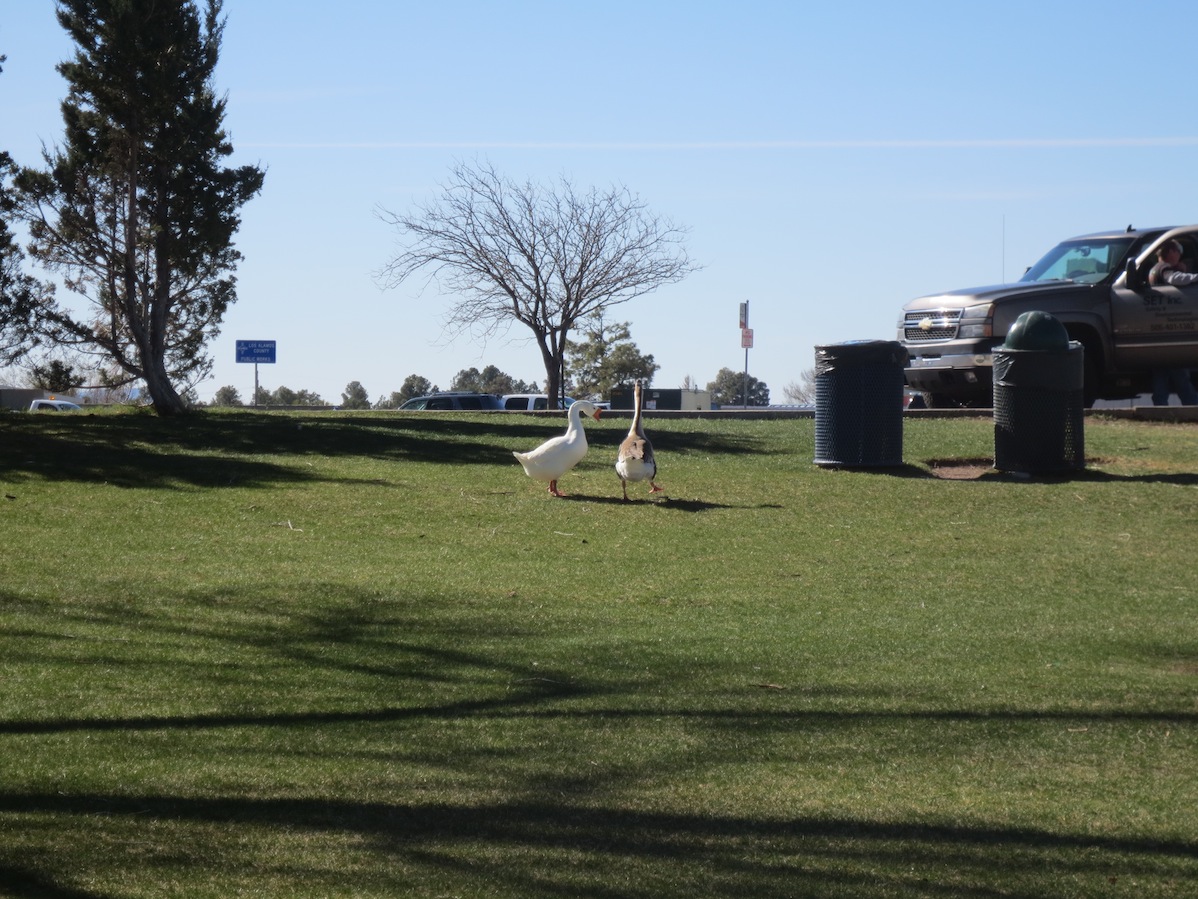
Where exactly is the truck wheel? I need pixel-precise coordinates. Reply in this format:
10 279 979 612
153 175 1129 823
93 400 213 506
1082 353 1101 407
1073 336 1102 407
962 393 993 409
926 393 971 409
926 392 993 409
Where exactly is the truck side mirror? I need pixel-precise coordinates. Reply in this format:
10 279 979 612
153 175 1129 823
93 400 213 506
1125 256 1147 292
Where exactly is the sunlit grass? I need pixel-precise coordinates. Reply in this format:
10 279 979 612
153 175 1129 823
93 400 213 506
0 408 1195 897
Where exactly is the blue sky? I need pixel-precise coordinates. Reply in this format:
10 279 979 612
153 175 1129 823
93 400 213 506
5 1 1198 403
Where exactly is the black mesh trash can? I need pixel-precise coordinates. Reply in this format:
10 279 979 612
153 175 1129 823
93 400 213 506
993 312 1085 474
814 340 908 467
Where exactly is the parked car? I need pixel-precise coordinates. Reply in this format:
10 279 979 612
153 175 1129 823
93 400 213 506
500 393 577 411
29 399 82 411
899 224 1198 407
398 392 502 411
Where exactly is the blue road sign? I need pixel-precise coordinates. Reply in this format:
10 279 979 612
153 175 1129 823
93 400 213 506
236 340 276 364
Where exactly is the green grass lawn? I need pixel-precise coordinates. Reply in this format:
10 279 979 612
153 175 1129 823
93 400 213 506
0 408 1194 897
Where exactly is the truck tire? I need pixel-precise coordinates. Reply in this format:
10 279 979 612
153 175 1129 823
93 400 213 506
1082 352 1101 407
1064 329 1102 408
927 392 992 409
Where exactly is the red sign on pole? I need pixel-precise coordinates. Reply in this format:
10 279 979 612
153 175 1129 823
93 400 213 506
741 328 754 349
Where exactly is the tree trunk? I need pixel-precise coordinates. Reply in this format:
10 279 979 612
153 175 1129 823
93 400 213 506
539 337 562 407
142 352 186 415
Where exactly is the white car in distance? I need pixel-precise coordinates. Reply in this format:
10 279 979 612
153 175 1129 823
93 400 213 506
29 399 83 411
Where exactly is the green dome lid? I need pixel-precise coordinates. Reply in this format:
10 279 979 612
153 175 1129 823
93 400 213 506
1002 311 1069 351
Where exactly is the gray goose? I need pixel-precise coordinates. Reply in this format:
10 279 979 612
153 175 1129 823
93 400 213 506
615 381 663 501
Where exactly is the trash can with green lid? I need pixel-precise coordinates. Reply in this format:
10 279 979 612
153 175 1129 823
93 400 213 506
993 311 1085 473
814 340 908 467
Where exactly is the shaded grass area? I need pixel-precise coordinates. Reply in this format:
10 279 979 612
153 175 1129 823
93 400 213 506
0 408 772 490
0 409 1195 897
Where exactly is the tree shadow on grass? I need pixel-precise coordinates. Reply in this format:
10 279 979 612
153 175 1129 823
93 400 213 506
0 790 1193 899
3 694 1193 737
3 585 1195 896
0 863 110 899
0 411 772 490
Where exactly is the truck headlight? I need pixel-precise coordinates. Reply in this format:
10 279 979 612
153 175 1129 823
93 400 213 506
959 322 993 338
958 303 994 339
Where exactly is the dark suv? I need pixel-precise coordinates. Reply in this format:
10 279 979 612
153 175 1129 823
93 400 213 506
398 392 502 411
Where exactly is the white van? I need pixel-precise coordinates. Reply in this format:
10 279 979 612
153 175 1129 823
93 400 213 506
501 394 577 411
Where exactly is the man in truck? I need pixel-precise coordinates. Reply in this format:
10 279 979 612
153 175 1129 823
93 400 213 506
1148 239 1198 288
1147 240 1198 405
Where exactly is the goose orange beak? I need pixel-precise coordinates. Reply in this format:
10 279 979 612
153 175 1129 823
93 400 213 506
593 408 602 420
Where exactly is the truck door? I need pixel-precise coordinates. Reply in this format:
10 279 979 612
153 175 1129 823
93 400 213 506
1112 234 1198 369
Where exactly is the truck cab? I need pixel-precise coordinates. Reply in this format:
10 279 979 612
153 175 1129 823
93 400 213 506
899 225 1198 406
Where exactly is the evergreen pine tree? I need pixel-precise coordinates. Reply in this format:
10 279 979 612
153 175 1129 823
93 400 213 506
9 0 264 415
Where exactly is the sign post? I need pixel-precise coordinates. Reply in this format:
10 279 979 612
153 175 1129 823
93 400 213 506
236 340 277 406
738 302 751 407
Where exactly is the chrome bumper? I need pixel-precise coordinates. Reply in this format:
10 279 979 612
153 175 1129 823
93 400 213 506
905 351 994 370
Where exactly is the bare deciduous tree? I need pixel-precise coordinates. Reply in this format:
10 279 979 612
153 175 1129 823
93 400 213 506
376 161 697 404
783 368 818 405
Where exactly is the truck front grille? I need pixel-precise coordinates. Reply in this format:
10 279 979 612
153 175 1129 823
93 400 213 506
904 309 961 342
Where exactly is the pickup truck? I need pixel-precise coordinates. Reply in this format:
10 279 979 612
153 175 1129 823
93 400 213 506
898 225 1198 406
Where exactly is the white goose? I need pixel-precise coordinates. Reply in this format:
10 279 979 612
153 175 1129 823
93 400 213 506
615 380 663 501
513 400 602 497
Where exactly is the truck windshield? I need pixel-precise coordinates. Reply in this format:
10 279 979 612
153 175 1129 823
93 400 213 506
1019 237 1134 284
